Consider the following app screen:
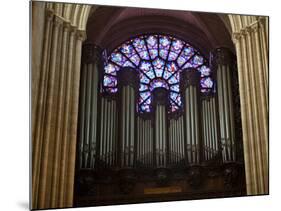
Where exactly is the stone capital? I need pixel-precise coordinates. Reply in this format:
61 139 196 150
251 21 260 33
45 9 54 21
63 21 71 32
232 32 242 44
53 15 64 27
76 30 87 41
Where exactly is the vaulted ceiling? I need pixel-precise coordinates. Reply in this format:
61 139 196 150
86 5 235 57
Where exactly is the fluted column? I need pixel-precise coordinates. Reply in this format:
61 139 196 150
152 88 169 167
77 44 102 169
31 8 87 209
201 94 220 161
211 48 236 162
117 67 138 167
232 17 268 195
181 69 201 164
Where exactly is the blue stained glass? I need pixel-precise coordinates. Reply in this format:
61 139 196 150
120 43 135 56
191 55 204 67
104 33 211 113
149 49 158 59
140 61 152 72
163 70 173 79
177 56 187 67
139 83 149 91
153 58 165 77
104 63 119 74
170 84 180 92
182 62 193 69
159 49 169 59
103 75 117 87
133 37 146 50
140 92 151 102
140 103 151 112
152 58 164 69
171 104 178 112
146 35 157 48
129 54 140 66
159 36 171 48
200 77 213 88
182 46 195 58
123 60 135 68
146 70 155 79
168 51 178 61
199 65 211 76
111 52 128 66
171 39 184 53
170 92 182 106
139 51 150 60
140 73 150 84
150 79 169 90
166 62 178 73
168 73 179 84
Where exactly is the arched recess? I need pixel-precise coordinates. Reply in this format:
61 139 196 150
32 1 92 209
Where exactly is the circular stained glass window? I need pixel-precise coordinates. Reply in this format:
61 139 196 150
102 34 213 113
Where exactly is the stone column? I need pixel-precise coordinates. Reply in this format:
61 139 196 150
77 44 102 169
117 67 139 167
152 88 169 167
31 8 87 209
181 68 201 164
211 48 236 162
232 18 268 195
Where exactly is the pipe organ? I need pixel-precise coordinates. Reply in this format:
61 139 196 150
136 116 153 167
181 69 201 164
77 44 240 170
212 48 236 162
117 67 139 167
201 95 220 161
99 97 118 167
169 115 185 166
152 88 169 167
77 44 102 169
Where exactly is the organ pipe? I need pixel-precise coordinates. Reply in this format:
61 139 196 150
211 48 236 162
152 88 169 167
181 68 201 164
78 44 102 169
117 67 139 167
201 95 219 161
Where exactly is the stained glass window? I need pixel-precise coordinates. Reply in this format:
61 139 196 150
102 34 213 113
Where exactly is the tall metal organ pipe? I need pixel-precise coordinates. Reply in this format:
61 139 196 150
77 44 102 169
152 88 169 167
211 48 236 162
117 67 139 168
201 95 219 161
181 68 202 164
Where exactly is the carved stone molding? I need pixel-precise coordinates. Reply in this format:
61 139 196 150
152 87 169 106
117 67 139 90
180 68 200 89
82 43 102 64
